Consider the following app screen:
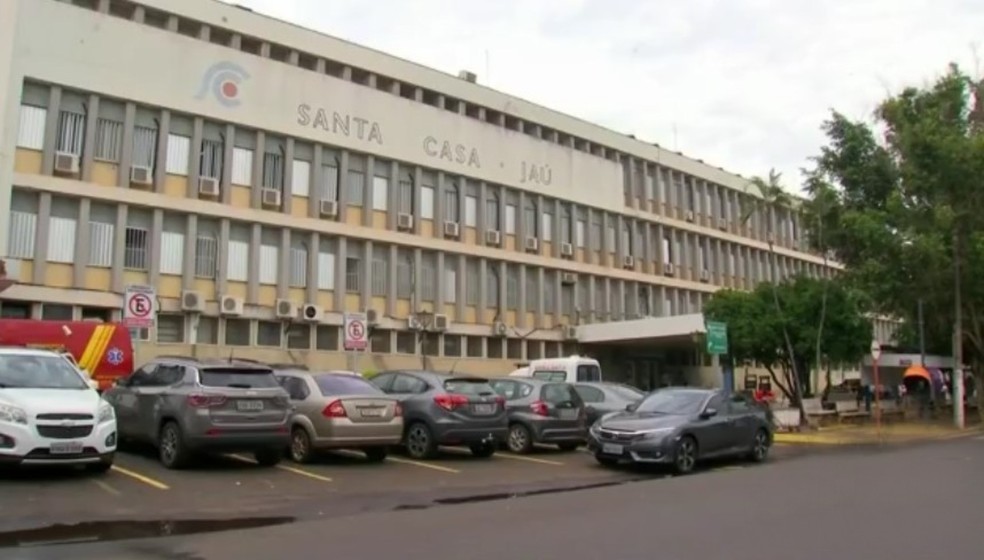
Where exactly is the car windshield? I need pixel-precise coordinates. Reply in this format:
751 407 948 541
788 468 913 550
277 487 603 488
315 374 381 396
610 384 646 401
0 354 88 390
635 391 706 415
199 368 280 389
444 378 496 396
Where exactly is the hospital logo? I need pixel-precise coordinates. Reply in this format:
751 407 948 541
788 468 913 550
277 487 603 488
106 347 124 366
195 61 250 108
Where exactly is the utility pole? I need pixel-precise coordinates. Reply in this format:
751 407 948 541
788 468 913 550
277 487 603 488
953 229 965 429
918 299 926 367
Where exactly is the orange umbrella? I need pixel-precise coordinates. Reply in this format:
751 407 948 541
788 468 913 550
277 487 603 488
903 365 931 381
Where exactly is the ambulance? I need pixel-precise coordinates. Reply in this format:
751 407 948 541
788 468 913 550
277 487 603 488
508 355 603 383
0 319 134 390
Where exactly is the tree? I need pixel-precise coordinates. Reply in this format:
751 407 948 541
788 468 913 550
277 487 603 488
804 63 984 419
704 276 873 411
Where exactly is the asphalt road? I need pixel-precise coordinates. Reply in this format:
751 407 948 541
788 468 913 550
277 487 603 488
5 437 982 560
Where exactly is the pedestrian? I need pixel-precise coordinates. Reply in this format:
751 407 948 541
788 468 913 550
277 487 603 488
862 384 872 413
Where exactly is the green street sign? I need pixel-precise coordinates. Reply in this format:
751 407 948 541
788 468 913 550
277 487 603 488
705 321 729 355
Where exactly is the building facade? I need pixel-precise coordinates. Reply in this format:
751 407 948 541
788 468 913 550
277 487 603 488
0 0 868 380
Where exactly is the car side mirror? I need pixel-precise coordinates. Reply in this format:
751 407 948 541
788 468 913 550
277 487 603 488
700 407 718 419
625 403 638 412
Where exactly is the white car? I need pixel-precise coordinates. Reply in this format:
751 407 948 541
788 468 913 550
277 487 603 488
0 347 117 472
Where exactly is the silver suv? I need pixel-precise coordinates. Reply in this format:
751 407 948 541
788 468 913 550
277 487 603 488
102 357 291 469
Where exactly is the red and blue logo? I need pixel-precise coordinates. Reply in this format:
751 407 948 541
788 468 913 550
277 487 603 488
195 61 250 108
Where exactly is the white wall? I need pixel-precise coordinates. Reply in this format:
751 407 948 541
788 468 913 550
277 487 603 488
0 0 22 258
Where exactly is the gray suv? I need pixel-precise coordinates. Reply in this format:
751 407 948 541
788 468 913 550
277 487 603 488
369 371 508 460
489 378 587 454
102 357 291 469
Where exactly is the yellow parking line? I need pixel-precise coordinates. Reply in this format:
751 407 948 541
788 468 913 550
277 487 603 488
111 465 170 490
227 454 333 482
91 478 121 496
387 456 460 474
495 453 565 466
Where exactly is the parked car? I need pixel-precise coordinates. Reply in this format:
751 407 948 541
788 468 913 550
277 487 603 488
0 347 117 472
102 357 291 469
488 378 587 453
273 369 403 463
588 388 772 474
369 371 507 460
573 382 647 426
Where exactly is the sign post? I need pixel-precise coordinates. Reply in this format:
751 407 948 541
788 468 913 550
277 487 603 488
705 321 731 392
870 340 882 433
343 312 368 373
123 285 156 364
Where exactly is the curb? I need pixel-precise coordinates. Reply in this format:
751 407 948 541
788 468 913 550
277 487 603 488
774 428 983 446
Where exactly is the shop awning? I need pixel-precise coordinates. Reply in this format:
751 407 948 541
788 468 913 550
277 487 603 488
903 365 931 381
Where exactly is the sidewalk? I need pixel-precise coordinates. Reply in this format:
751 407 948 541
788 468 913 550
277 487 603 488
773 422 983 446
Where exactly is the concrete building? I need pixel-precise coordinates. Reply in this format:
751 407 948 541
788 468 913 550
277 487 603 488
0 0 885 386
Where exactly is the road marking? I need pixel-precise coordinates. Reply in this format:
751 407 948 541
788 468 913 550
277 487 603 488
495 453 565 466
92 478 121 496
227 454 333 482
387 456 460 474
111 465 170 490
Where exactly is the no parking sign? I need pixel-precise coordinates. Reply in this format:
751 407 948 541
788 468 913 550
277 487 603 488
344 312 368 351
123 285 157 329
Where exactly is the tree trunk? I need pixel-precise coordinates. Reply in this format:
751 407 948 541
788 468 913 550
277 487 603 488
815 224 830 397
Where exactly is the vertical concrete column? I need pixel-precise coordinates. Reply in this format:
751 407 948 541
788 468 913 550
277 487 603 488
412 166 423 234
277 229 290 300
552 199 562 258
117 102 135 187
247 224 260 304
188 117 203 198
386 245 398 317
110 204 127 293
250 131 265 209
362 155 374 227
333 238 347 311
360 241 372 310
435 251 445 311
81 94 99 182
336 150 350 211
73 199 91 288
216 219 230 295
30 193 52 285
516 191 527 252
310 145 323 218
148 209 163 286
477 182 488 242
535 267 545 329
182 214 198 291
282 138 295 215
455 254 466 319
477 259 487 321
496 185 506 238
517 265 527 329
220 124 235 205
153 109 170 193
412 248 423 311
387 161 399 230
306 232 319 304
40 87 62 176
497 261 507 320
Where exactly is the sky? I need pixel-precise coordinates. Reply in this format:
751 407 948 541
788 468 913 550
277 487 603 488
230 0 984 193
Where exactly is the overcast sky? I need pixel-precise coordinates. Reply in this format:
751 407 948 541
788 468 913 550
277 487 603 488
231 0 983 192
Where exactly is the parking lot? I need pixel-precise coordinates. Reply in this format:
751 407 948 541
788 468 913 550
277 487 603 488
0 444 804 533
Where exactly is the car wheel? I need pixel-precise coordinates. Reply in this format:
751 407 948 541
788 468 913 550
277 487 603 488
673 436 698 475
557 442 580 452
594 455 619 468
158 421 190 470
469 442 496 458
749 429 771 463
254 448 282 467
405 423 437 460
290 427 314 464
85 459 113 474
507 424 533 454
364 447 388 463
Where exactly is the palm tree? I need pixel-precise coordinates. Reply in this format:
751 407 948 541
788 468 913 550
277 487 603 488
743 169 807 424
802 173 836 399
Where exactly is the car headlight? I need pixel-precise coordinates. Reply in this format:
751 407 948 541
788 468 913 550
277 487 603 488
639 427 674 439
98 401 115 423
0 404 28 425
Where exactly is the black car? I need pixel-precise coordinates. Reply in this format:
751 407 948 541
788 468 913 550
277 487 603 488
587 388 772 474
573 382 647 426
489 378 587 453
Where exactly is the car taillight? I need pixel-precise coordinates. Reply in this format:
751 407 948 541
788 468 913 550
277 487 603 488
187 394 227 407
394 402 403 417
322 399 347 418
531 400 549 416
434 394 469 411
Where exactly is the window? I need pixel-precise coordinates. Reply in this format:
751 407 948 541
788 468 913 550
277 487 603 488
123 227 148 270
606 225 616 252
486 267 499 307
421 186 435 219
156 314 185 343
420 256 436 301
317 251 335 290
286 324 311 349
289 246 307 288
259 244 278 285
398 177 414 214
464 195 477 227
195 235 218 278
560 208 572 244
93 118 122 161
199 367 280 389
486 195 500 230
345 256 361 293
0 302 30 319
263 152 284 191
391 374 427 394
444 264 457 304
466 336 483 357
197 317 219 344
165 134 190 175
444 183 459 222
347 170 365 206
576 220 585 248
395 332 416 354
231 147 253 185
41 304 73 320
524 203 538 238
16 105 46 150
465 260 479 305
370 329 391 352
226 240 249 282
444 335 461 357
321 163 339 201
576 364 602 382
224 318 251 346
372 176 388 210
315 325 338 350
56 110 85 155
200 139 223 179
505 204 517 234
541 212 553 241
574 385 605 403
160 231 184 275
315 375 382 396
47 217 76 263
396 256 412 298
663 237 672 264
291 160 311 197
371 254 387 297
6 211 36 259
132 126 157 169
257 321 282 347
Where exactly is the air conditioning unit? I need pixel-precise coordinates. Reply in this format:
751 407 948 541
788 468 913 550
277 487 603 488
407 314 423 331
561 243 574 257
431 314 449 331
181 290 205 312
622 255 635 269
717 218 728 231
397 213 414 231
365 308 379 324
685 210 695 222
129 165 153 187
198 176 220 197
443 221 460 238
700 270 710 282
664 263 676 276
275 299 297 319
525 237 539 253
219 294 244 316
319 199 338 218
561 272 577 285
485 230 501 246
562 325 578 340
261 188 282 207
301 303 323 323
54 152 79 175
492 321 508 337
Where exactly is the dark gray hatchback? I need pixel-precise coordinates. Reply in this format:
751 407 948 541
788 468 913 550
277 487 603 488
489 378 587 454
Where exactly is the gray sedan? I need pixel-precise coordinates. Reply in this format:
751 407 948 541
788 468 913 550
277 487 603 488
587 388 772 474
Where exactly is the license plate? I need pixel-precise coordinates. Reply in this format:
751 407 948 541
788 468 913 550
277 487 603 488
472 404 495 415
236 400 264 412
359 408 384 418
558 409 578 420
50 441 84 455
602 443 624 455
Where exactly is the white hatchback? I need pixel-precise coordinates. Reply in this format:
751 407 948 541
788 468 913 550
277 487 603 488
0 348 117 472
